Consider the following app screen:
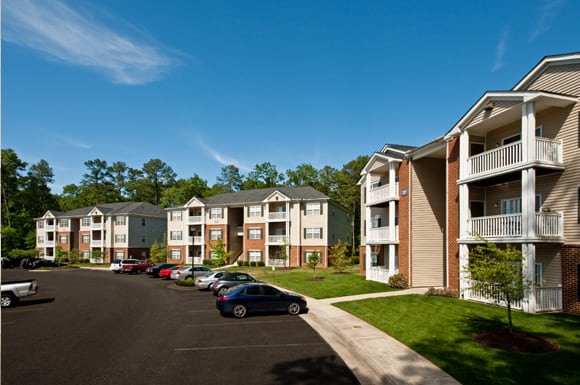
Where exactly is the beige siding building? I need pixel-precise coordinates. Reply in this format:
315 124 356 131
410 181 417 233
166 186 351 268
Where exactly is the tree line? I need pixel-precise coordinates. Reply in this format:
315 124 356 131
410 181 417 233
1 148 368 257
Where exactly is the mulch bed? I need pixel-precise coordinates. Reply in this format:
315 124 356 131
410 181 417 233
474 329 559 353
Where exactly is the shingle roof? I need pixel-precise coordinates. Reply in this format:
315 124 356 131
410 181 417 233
54 202 166 219
203 186 329 206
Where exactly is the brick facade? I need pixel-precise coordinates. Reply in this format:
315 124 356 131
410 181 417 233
447 137 460 291
562 244 580 315
398 159 411 284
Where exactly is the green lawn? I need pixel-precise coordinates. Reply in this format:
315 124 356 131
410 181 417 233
335 295 580 385
231 265 397 299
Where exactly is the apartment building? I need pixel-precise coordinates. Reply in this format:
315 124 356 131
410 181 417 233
360 53 580 314
166 186 351 267
36 202 167 263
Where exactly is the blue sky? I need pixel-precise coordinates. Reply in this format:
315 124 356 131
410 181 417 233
2 0 579 194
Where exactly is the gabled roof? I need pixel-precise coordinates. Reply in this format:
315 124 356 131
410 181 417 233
202 186 329 206
39 202 166 219
513 52 580 91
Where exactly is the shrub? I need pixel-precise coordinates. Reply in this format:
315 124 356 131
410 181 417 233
425 287 458 298
175 279 195 287
388 274 409 289
257 261 265 267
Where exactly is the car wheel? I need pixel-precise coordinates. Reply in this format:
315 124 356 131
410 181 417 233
1 293 16 308
288 302 301 315
232 304 247 318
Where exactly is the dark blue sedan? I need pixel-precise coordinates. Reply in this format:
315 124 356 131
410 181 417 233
216 283 308 318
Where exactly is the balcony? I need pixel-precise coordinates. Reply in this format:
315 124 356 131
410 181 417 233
187 236 203 245
367 183 399 206
466 138 563 180
91 222 104 230
44 240 55 247
367 226 399 244
186 215 204 225
465 212 563 241
268 212 287 221
44 225 56 232
267 235 286 244
91 240 104 247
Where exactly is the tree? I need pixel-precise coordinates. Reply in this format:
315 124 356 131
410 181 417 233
215 164 244 193
285 163 321 189
242 162 285 190
150 234 167 263
160 175 209 207
466 239 531 334
108 161 130 201
306 251 321 280
208 238 232 267
141 159 177 205
1 149 27 228
81 159 114 205
328 240 351 273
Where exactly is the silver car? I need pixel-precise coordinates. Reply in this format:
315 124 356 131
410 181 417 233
179 266 213 281
194 271 228 290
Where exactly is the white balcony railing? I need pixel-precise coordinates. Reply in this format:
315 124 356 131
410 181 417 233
187 236 203 245
44 240 55 247
467 138 562 179
466 212 563 240
366 266 390 283
91 222 104 230
367 183 399 205
535 286 563 312
267 235 286 244
45 225 56 232
91 240 103 247
186 215 204 225
367 226 399 243
268 212 287 221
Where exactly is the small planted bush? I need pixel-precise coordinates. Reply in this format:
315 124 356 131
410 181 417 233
425 287 458 298
388 274 409 289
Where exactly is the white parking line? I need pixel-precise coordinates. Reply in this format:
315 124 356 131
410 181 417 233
186 319 290 327
1 308 45 313
175 342 326 352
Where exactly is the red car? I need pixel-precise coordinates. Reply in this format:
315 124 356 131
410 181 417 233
159 265 182 279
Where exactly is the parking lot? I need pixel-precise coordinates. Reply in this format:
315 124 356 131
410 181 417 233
1 268 359 385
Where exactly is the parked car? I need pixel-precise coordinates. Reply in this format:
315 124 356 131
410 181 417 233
170 266 191 280
1 279 39 307
216 283 308 318
109 259 123 273
29 259 65 269
121 259 154 274
211 272 259 296
159 265 182 279
178 266 213 281
195 271 229 290
146 263 177 277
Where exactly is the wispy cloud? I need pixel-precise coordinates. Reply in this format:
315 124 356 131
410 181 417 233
530 0 565 41
491 27 509 72
2 0 180 85
55 136 92 149
194 135 251 172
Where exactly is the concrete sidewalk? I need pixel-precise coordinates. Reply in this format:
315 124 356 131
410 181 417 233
299 288 462 385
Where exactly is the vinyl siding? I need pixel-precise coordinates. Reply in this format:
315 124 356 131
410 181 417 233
536 244 562 286
411 157 446 287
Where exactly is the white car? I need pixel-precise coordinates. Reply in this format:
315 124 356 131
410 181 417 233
170 266 192 280
109 259 122 273
194 271 228 290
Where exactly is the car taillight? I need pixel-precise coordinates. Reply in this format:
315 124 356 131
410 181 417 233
218 295 228 301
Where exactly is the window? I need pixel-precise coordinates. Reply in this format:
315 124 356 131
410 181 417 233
248 228 262 239
59 235 68 243
304 227 322 239
210 229 223 240
170 231 182 241
82 235 90 244
371 253 378 267
248 250 262 262
171 211 182 221
170 250 181 260
304 251 320 263
115 251 125 258
59 218 70 227
371 216 381 228
263 286 279 296
38 221 45 229
82 218 91 227
501 127 542 145
500 195 542 214
245 285 261 296
306 202 321 215
248 205 262 217
141 218 146 226
38 236 44 244
82 251 90 259
115 216 126 226
535 263 543 285
210 208 223 219
370 181 381 189
470 142 485 156
141 235 146 243
115 234 126 243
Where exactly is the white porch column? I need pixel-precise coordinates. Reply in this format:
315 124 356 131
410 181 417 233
522 243 536 313
521 102 536 163
459 244 470 298
458 131 470 239
388 244 396 273
388 161 397 242
365 244 372 280
200 207 206 262
365 176 372 279
522 168 536 239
